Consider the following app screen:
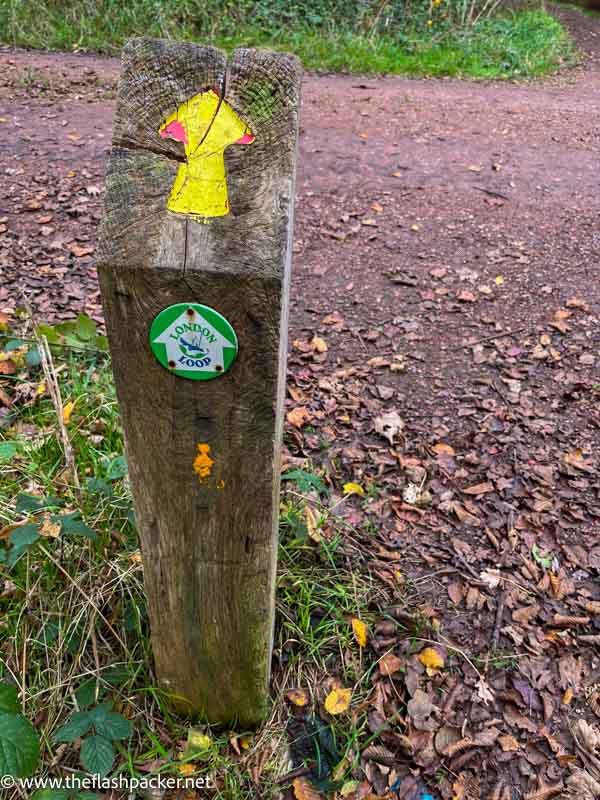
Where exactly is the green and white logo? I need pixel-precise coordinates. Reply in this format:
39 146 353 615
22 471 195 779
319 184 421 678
149 303 238 380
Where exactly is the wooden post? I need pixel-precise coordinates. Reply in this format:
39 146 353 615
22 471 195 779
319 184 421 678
97 38 301 726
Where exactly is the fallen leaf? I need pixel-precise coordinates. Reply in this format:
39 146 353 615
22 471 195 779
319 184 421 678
418 647 444 676
498 734 520 752
324 687 352 715
305 505 321 543
351 617 368 648
293 777 323 800
512 604 540 625
185 728 212 754
287 407 312 428
458 290 477 303
374 411 404 445
407 689 438 731
39 514 60 539
523 780 563 799
343 482 364 496
447 582 464 604
68 242 94 258
0 360 16 375
480 568 502 589
463 482 494 495
286 688 309 707
433 442 455 456
476 676 495 705
311 336 327 353
62 400 76 424
379 652 402 676
565 770 600 799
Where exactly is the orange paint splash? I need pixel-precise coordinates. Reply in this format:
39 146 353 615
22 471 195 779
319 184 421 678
193 443 215 481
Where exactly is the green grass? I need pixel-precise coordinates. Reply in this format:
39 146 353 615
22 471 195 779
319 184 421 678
0 0 577 78
0 327 397 798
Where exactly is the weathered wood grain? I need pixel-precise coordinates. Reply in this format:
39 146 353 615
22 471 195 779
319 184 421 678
97 38 301 726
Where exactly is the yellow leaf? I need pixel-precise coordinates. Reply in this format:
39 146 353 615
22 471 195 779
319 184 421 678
343 482 364 496
129 550 142 564
312 336 328 353
177 763 196 776
62 400 76 424
183 727 212 757
351 617 368 648
495 275 505 285
324 687 352 715
305 505 321 543
410 224 420 232
35 380 46 397
286 688 309 707
562 687 573 705
418 647 445 675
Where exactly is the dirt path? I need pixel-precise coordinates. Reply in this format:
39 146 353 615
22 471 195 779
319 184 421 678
1 8 600 798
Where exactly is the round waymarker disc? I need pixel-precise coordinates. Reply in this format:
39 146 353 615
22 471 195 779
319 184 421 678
149 303 238 381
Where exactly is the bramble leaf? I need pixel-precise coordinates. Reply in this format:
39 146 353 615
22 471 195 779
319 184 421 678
0 711 40 777
80 734 114 776
54 711 94 743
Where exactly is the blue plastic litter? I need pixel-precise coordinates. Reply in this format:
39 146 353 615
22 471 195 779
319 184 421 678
387 777 438 799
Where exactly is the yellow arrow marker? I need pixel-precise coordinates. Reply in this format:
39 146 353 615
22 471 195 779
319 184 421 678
159 90 255 219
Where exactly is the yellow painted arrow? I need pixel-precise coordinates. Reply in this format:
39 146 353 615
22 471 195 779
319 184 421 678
159 90 255 219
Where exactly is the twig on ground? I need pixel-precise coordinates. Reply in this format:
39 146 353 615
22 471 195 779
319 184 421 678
464 327 528 347
36 333 80 491
491 589 507 651
473 186 510 201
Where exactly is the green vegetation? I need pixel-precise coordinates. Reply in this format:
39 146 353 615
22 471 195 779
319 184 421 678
0 0 577 78
0 315 398 798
